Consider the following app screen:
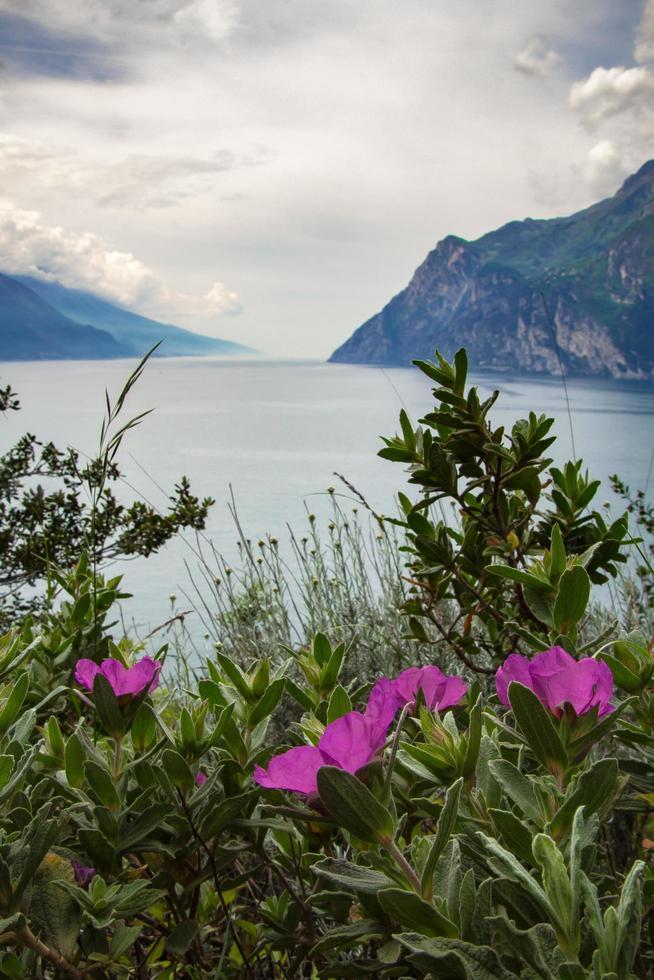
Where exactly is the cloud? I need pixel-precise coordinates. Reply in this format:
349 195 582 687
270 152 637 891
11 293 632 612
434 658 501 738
514 37 562 76
569 64 654 125
0 199 241 315
0 0 648 355
635 0 654 63
583 139 630 194
0 133 266 210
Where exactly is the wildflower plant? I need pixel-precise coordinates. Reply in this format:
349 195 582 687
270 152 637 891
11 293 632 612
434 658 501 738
0 348 650 976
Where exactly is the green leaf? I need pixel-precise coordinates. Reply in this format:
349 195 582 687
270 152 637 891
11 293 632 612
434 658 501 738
92 673 126 739
64 733 86 789
507 682 567 773
247 678 285 728
421 777 462 898
109 924 143 959
548 523 567 583
327 686 352 723
553 565 590 633
161 750 194 792
531 835 575 946
165 919 199 957
311 921 387 956
317 767 394 844
487 759 543 825
615 860 645 977
120 803 172 850
216 653 252 701
486 914 563 979
485 565 551 589
462 696 482 777
378 888 457 938
489 809 535 865
199 793 254 839
0 755 14 792
399 410 416 449
313 857 395 894
397 933 515 979
453 348 468 395
0 674 29 735
13 816 62 902
549 758 619 838
84 761 121 811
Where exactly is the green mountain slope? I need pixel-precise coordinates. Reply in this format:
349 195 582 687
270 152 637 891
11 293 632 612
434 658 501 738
0 273 132 360
16 277 257 358
330 160 654 378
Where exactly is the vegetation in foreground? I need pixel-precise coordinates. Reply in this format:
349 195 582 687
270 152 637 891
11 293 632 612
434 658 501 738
0 349 651 978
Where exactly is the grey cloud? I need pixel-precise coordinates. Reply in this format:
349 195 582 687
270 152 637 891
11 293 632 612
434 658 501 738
635 0 654 62
0 135 268 210
514 37 562 76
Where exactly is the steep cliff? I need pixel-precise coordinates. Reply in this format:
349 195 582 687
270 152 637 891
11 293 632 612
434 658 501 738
330 160 654 378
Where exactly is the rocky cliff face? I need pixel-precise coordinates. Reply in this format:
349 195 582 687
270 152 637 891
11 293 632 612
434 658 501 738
330 160 654 378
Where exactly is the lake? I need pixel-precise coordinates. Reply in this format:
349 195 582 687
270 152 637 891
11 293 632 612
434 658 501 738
1 357 653 635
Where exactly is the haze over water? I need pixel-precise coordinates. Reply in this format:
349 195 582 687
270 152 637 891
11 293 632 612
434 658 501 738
2 357 652 635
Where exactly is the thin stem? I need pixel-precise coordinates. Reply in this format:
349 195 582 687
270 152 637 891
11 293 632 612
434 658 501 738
385 838 421 894
113 737 122 782
384 703 410 805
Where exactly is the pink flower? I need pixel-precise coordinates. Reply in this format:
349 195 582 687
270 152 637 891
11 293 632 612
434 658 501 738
195 772 207 786
496 647 613 718
254 708 395 796
75 656 161 699
370 666 468 715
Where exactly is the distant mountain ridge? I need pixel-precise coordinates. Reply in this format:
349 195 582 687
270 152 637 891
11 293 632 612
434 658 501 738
0 273 132 361
330 160 654 379
17 277 256 358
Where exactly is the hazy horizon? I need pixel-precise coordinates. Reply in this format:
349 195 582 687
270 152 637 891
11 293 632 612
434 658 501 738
0 0 653 357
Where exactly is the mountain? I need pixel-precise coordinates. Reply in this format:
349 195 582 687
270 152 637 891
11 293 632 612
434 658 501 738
0 273 132 360
330 160 654 379
16 277 256 358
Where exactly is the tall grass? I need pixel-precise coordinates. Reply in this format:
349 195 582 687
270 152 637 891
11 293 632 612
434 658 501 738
170 488 457 686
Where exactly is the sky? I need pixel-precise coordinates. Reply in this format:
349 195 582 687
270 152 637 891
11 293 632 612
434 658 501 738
0 0 652 357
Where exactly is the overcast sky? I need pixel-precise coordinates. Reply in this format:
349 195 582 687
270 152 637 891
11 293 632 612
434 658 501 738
0 0 652 356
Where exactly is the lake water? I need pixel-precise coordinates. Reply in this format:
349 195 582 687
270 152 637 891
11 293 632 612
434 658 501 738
1 357 653 634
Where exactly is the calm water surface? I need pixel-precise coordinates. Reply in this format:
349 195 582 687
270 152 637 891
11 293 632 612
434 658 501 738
2 357 653 633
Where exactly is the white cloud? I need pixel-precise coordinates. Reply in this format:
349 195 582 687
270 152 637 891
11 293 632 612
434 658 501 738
635 0 654 63
0 133 265 210
583 139 630 195
569 65 654 125
0 0 240 45
0 199 241 316
0 0 649 355
514 37 562 76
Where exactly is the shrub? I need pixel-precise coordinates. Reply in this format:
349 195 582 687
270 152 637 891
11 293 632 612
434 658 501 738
0 348 649 977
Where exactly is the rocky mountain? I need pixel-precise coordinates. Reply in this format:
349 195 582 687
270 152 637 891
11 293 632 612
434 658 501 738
330 160 654 379
0 273 132 360
16 277 256 358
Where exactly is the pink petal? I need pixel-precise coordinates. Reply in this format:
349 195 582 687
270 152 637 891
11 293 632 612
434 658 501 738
99 659 130 695
74 659 101 692
99 657 160 697
365 678 402 741
436 675 468 710
495 653 533 707
393 667 433 705
253 745 325 795
121 657 161 696
534 657 613 717
319 711 384 773
529 646 576 679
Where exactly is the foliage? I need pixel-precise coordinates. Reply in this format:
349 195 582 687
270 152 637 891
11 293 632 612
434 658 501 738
0 354 213 630
0 348 650 976
379 348 631 674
